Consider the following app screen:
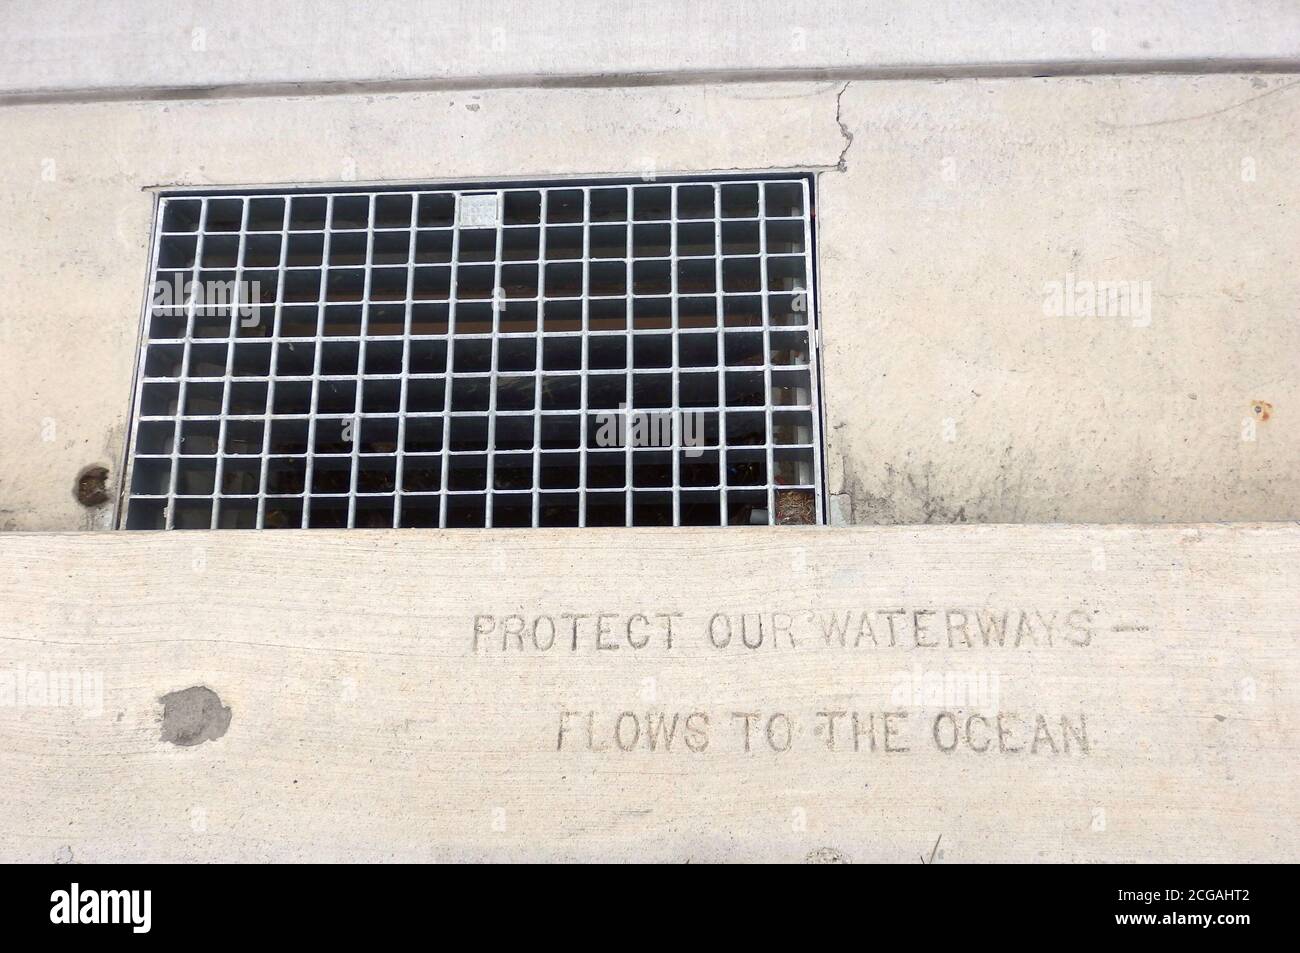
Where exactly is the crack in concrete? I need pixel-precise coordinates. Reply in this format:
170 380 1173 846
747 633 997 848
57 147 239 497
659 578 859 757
1098 75 1300 128
835 81 855 172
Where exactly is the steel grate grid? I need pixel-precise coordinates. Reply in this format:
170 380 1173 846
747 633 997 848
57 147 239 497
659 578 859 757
120 175 824 529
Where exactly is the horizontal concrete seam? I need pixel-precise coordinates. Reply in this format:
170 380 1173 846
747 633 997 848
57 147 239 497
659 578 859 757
3 58 1300 107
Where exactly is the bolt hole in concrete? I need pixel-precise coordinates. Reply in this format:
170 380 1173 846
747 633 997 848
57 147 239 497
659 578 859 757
74 465 109 507
160 686 232 746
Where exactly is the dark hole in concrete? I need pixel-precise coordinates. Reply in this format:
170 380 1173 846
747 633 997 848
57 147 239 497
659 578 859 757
160 686 232 746
74 465 110 507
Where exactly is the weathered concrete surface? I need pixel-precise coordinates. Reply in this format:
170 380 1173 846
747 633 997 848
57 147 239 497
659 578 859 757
1 74 1296 530
2 1 1298 99
0 524 1295 862
821 74 1300 523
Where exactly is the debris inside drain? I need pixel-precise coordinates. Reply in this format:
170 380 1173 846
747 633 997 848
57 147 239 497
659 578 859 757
776 488 816 525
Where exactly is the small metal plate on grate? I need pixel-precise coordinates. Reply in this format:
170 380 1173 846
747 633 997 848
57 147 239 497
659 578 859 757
457 193 501 229
122 174 824 529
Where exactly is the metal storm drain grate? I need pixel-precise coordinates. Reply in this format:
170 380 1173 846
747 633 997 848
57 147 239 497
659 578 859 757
122 175 824 529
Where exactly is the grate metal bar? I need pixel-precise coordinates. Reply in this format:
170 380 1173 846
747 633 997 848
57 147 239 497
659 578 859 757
712 183 728 526
300 195 331 528
164 197 208 529
437 195 462 530
800 177 826 523
347 194 375 528
669 183 681 527
254 196 290 529
532 189 548 529
122 175 824 530
392 187 419 529
623 185 635 528
483 192 504 528
208 196 248 529
759 183 775 528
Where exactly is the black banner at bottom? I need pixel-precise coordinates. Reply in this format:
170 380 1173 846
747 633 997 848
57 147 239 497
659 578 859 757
0 863 1281 941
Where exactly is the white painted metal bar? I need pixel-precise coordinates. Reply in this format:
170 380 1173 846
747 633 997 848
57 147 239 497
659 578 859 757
347 194 377 529
300 194 333 529
392 192 418 528
712 184 728 526
624 185 635 527
483 191 504 528
577 187 590 528
209 196 248 529
531 190 548 528
759 183 776 526
437 194 462 529
669 183 681 527
799 177 825 522
164 197 208 529
118 193 167 530
255 197 291 529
